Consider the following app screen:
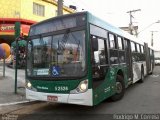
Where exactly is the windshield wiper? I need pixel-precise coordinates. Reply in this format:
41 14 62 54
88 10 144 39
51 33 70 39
58 29 70 54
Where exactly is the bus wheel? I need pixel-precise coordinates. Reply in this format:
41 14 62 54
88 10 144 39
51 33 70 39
139 68 144 83
111 75 125 101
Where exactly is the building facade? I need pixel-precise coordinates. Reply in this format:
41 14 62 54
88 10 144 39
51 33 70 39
0 0 75 45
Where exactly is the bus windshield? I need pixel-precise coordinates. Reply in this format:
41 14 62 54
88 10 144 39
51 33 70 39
27 30 86 78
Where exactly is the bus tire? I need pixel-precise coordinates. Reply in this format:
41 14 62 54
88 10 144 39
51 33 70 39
111 75 125 101
139 67 144 83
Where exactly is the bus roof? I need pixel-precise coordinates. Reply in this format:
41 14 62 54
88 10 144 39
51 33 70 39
30 11 145 45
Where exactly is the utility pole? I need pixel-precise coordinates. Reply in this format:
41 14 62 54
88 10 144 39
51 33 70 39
151 31 158 46
57 0 63 16
14 22 21 94
137 20 160 37
127 9 141 35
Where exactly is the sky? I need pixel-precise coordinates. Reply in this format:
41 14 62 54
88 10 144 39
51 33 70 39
64 0 160 50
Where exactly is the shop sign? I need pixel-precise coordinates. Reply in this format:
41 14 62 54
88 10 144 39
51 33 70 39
0 24 15 32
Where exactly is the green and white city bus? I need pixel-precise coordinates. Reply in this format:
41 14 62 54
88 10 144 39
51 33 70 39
26 12 154 106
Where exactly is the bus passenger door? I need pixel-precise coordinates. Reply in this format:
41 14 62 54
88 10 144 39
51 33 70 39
91 35 108 88
124 39 133 81
90 35 111 104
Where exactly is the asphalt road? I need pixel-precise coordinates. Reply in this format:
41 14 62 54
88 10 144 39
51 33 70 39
1 66 160 120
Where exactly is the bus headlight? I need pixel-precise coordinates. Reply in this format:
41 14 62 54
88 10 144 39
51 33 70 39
26 81 32 88
70 80 88 94
79 82 87 91
26 81 37 91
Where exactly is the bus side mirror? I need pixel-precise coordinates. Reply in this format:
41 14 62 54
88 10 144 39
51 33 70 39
92 38 98 51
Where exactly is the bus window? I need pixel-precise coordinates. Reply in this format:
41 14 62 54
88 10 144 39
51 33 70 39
139 45 142 53
131 42 136 52
118 37 125 63
123 39 127 50
108 33 118 64
118 36 124 50
109 33 116 49
137 44 140 53
131 42 136 62
141 46 144 53
90 24 107 38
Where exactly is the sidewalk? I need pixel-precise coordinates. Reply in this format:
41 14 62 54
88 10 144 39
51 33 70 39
0 63 29 105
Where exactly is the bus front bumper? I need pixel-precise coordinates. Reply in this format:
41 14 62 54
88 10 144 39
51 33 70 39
26 88 93 106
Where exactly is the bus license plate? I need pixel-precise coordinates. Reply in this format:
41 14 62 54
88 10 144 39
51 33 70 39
47 96 58 102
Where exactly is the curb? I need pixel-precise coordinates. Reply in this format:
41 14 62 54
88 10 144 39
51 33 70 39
0 100 38 107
